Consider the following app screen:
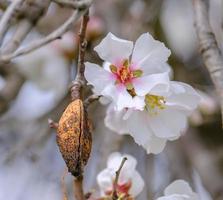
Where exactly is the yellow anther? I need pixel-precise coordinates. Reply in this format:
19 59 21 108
145 94 166 114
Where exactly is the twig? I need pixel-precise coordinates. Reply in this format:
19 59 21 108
73 175 85 200
0 1 92 63
84 94 100 107
193 0 223 127
71 10 89 100
61 168 69 200
0 0 24 45
48 118 59 129
112 157 128 200
53 0 92 9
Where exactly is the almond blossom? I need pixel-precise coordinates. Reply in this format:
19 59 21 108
157 180 199 200
105 81 200 154
85 32 171 110
97 152 144 199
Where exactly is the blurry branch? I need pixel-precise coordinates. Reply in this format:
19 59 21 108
193 0 223 127
0 0 92 63
71 10 89 100
61 168 69 200
112 157 127 200
0 0 25 45
53 0 92 9
0 65 25 114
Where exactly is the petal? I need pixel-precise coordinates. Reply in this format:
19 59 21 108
157 194 191 200
85 62 114 94
129 171 145 197
132 72 170 96
132 33 171 74
125 110 167 154
105 105 130 134
164 180 199 199
94 32 133 63
166 81 201 112
103 84 145 110
97 168 114 194
148 107 188 139
107 152 137 185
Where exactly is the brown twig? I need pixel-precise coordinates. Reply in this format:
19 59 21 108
84 94 100 107
71 10 89 100
193 0 223 127
61 168 69 200
73 175 85 200
112 157 128 200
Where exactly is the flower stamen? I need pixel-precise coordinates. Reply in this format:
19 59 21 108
145 94 166 114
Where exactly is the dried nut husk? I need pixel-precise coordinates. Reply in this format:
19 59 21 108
57 99 92 177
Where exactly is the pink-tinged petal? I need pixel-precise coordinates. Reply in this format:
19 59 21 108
94 32 133 63
133 72 170 96
132 33 171 74
85 62 115 94
129 171 145 197
166 81 201 112
148 107 188 139
97 168 113 195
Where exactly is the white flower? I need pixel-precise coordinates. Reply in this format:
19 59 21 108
157 180 199 200
97 152 144 198
85 32 171 110
105 81 200 154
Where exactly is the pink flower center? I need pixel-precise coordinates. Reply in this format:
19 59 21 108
110 59 143 90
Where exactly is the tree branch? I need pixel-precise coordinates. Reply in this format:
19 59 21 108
71 10 89 100
193 0 223 127
112 157 128 200
0 1 92 63
53 0 92 9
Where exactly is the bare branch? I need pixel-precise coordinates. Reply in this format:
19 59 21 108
53 0 92 9
193 0 223 126
0 0 25 45
112 157 128 200
71 10 89 100
73 175 85 200
0 1 92 63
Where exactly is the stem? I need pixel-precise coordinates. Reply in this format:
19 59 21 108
73 175 85 200
112 157 128 200
71 10 89 100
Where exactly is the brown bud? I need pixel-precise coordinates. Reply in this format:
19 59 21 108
57 99 92 177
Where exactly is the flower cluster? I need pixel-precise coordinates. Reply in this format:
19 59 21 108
96 152 199 200
97 152 144 199
85 32 200 154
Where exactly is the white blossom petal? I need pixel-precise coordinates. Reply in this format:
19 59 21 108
132 72 170 96
164 180 199 200
166 81 201 112
148 107 187 139
131 33 171 74
94 32 133 63
129 171 145 197
97 168 113 195
85 62 115 94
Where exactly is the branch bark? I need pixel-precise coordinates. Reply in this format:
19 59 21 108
193 0 223 126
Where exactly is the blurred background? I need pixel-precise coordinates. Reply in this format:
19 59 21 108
0 0 223 199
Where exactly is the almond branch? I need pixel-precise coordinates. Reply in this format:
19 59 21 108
193 0 223 127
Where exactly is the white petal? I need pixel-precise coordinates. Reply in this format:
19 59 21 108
133 72 170 96
129 171 145 197
165 180 193 196
157 194 191 200
94 32 133 63
132 33 171 74
125 110 167 154
97 168 114 194
107 152 137 185
166 81 201 112
148 107 188 139
84 62 114 94
105 105 129 134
